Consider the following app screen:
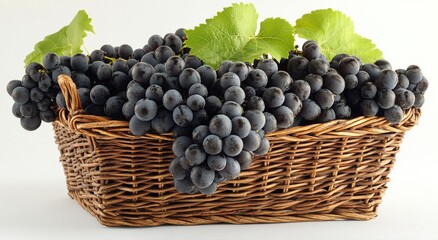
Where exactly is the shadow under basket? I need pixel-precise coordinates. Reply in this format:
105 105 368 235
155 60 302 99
53 74 420 227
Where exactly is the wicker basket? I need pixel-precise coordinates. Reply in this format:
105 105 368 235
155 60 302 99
53 74 420 226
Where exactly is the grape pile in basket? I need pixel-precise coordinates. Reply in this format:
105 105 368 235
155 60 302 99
6 6 428 195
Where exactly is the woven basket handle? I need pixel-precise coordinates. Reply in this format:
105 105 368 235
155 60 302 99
58 74 82 114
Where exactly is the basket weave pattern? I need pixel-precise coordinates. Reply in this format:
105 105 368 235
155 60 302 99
53 75 419 226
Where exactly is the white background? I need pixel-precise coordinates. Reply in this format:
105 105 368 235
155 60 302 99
1 0 437 239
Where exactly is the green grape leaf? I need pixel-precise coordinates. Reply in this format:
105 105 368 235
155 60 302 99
234 18 295 62
185 3 295 69
24 10 94 66
294 8 383 63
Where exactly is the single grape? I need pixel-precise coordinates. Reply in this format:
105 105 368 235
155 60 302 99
145 84 164 104
219 101 243 119
262 112 278 132
60 55 72 68
188 83 208 97
356 70 371 87
21 75 37 88
100 44 116 58
30 87 44 103
332 102 351 119
97 64 113 82
20 116 41 131
173 105 193 127
374 59 392 70
6 80 22 96
361 82 377 99
12 87 30 104
184 55 203 69
126 82 146 103
39 109 56 122
205 96 222 115
165 56 185 77
229 61 249 81
190 165 215 189
224 86 245 105
51 66 71 83
300 99 321 121
231 116 251 138
36 97 52 111
179 68 201 89
244 86 256 100
70 53 89 73
209 114 232 138
12 103 22 118
42 52 60 70
384 105 404 124
117 44 133 59
199 182 218 195
122 101 135 120
112 59 129 74
263 87 285 108
302 42 321 60
104 96 126 120
185 144 207 166
134 99 158 122
235 151 252 170
375 69 398 90
287 56 309 80
164 33 183 53
271 106 295 128
269 70 292 91
307 58 329 76
174 177 196 194
243 110 266 131
151 107 174 133
415 77 428 94
339 57 360 76
313 89 335 109
132 48 146 61
317 108 336 123
283 93 302 116
169 157 189 181
220 72 241 89
202 134 222 155
359 99 379 116
247 96 265 112
140 52 159 66
206 155 226 171
253 137 270 155
219 157 241 180
405 67 423 84
90 85 110 105
163 89 183 111
395 89 415 109
242 131 261 151
131 62 155 86
196 65 217 88
290 80 311 100
344 74 359 89
256 59 278 78
217 60 233 78
20 101 38 117
149 73 167 87
323 73 345 95
376 89 396 109
304 74 323 93
246 69 268 88
361 64 381 81
223 135 244 157
172 136 192 157
413 92 425 108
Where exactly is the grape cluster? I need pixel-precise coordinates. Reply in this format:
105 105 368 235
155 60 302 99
7 30 428 195
275 40 428 125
